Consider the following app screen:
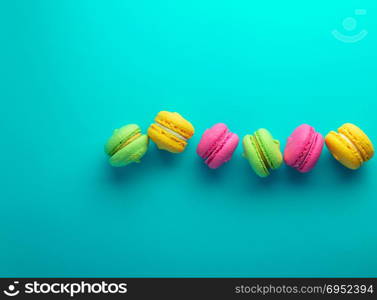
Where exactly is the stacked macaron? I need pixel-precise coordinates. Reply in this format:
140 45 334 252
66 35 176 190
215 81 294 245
283 124 324 173
242 129 283 177
148 111 194 153
104 124 149 167
104 114 374 177
197 123 239 169
104 111 195 167
325 123 374 169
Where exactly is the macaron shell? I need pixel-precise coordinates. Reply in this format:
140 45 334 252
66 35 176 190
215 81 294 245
242 134 269 177
284 124 314 167
298 132 324 173
109 134 149 167
197 123 228 158
339 123 374 161
207 132 239 169
105 124 140 156
148 124 186 153
256 129 283 170
325 131 362 169
155 111 194 139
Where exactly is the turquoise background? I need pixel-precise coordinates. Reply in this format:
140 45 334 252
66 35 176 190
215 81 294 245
1 0 376 277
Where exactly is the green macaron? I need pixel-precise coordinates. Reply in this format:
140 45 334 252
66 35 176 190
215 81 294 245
242 129 283 177
105 124 149 167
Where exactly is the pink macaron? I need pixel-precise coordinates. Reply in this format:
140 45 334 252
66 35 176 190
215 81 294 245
197 123 239 169
284 124 324 173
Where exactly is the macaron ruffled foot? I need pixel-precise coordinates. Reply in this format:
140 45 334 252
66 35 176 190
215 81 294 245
148 111 194 153
242 129 283 177
325 123 374 170
197 123 239 169
105 124 149 167
284 124 324 173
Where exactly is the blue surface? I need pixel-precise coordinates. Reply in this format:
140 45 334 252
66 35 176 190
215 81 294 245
1 0 376 277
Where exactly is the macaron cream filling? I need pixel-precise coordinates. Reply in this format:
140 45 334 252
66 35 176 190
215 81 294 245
338 132 363 161
296 132 319 170
293 132 317 169
205 130 233 164
110 132 141 156
252 135 271 171
154 122 187 142
201 126 227 159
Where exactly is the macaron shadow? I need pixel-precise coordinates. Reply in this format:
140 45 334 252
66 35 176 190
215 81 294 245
327 152 368 183
194 156 230 183
103 158 146 184
240 158 280 188
102 146 165 184
154 144 180 166
102 140 191 187
283 164 313 185
232 152 282 189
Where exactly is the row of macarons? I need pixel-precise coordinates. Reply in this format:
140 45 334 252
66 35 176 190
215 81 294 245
104 111 374 177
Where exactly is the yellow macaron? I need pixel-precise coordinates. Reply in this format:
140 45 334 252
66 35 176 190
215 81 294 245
148 111 194 153
325 123 374 169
